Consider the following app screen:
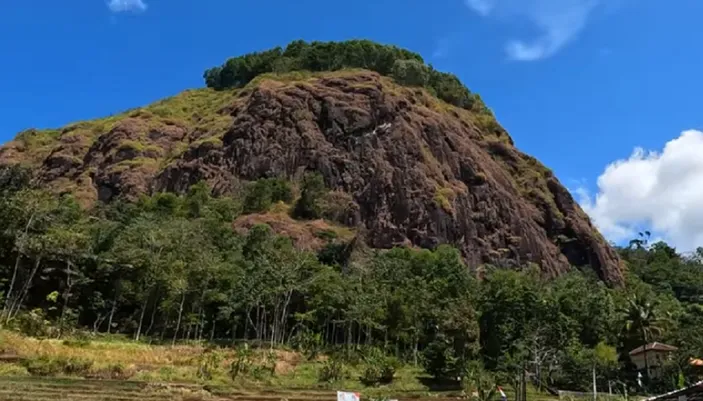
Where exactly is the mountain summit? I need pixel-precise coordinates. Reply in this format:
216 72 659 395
0 40 624 284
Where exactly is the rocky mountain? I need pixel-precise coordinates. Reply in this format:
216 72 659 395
0 69 624 284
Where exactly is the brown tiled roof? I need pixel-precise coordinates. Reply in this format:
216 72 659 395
629 342 679 356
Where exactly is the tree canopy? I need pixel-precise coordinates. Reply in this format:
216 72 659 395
203 40 489 113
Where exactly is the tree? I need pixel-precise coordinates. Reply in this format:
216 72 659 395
293 173 326 220
621 294 672 383
391 59 430 87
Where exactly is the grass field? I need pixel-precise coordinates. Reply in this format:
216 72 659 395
0 331 564 401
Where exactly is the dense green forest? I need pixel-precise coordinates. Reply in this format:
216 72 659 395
1 164 703 394
203 39 491 114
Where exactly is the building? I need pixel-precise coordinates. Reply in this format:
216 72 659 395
629 342 679 378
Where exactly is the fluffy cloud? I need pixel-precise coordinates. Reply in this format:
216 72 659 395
578 130 703 251
464 0 601 61
107 0 147 13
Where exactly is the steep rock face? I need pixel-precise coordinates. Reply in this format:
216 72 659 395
0 71 624 284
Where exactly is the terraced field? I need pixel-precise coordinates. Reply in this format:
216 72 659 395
0 377 463 401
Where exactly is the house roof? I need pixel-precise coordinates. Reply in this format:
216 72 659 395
629 342 679 356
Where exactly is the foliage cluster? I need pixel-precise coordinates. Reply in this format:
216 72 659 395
203 40 488 113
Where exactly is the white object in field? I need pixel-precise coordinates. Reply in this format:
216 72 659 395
337 391 360 401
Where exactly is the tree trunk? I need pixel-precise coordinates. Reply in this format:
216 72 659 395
592 364 597 401
58 262 74 339
93 314 105 334
145 296 159 337
135 297 148 341
210 318 216 342
107 294 118 335
413 336 419 366
172 292 186 346
10 256 41 319
3 212 35 322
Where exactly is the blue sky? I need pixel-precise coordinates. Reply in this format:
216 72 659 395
3 0 703 249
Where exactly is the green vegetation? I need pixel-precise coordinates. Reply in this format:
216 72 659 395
242 177 294 214
1 167 703 397
293 173 326 219
203 40 489 113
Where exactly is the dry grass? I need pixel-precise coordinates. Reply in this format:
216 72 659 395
233 208 356 252
0 331 202 367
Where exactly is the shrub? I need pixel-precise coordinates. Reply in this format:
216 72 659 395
229 345 253 380
314 229 338 241
12 309 53 338
391 59 430 87
317 243 350 267
228 344 275 381
293 173 326 220
89 363 135 380
22 356 93 377
359 348 399 386
427 69 478 110
243 178 293 214
421 335 464 382
464 363 497 401
197 347 222 381
318 358 348 383
319 191 359 226
62 336 91 348
291 330 323 361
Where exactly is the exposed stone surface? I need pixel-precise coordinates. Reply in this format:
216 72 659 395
0 71 624 284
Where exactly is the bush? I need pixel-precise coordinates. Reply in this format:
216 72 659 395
293 173 326 220
62 333 92 348
229 345 254 380
428 70 474 109
359 348 398 386
12 309 53 338
243 178 293 214
22 356 93 377
391 59 430 87
291 330 323 361
319 191 359 226
360 360 397 386
228 344 275 381
464 363 497 401
421 335 464 382
314 229 338 241
318 358 348 383
317 243 351 267
197 347 222 381
89 363 135 380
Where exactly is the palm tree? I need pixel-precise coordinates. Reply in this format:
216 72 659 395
622 295 669 383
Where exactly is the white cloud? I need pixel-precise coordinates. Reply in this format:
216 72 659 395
107 0 147 13
465 0 494 16
432 38 452 59
577 130 703 251
464 0 601 61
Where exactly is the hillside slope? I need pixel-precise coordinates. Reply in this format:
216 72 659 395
0 70 623 284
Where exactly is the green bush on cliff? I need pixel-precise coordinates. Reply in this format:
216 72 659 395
243 177 294 214
203 39 487 113
391 59 430 87
293 172 326 220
